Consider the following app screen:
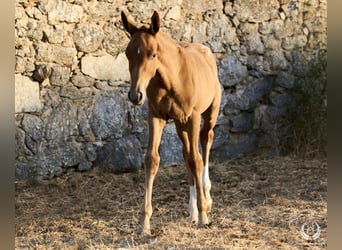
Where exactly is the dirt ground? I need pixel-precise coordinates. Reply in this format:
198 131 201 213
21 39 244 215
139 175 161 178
15 156 327 249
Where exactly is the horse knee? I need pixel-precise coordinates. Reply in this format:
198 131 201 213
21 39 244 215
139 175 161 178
187 154 203 173
145 152 160 175
200 128 214 145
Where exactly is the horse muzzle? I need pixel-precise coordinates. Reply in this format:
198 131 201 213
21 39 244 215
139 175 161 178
128 90 144 105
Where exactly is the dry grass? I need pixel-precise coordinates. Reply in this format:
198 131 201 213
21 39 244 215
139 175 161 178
15 157 327 249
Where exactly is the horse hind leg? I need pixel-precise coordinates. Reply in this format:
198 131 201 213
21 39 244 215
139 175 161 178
200 127 213 212
200 100 220 212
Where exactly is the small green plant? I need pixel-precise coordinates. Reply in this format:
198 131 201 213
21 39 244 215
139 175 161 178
304 0 312 7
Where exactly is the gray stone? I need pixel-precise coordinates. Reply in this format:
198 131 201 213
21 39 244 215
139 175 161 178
212 128 257 160
254 105 284 129
86 1 117 20
234 0 279 22
165 6 182 20
21 114 44 141
90 90 128 140
276 71 295 89
182 0 223 14
16 156 40 181
96 135 143 173
27 21 43 41
37 141 83 178
246 34 264 54
15 74 43 113
71 71 94 88
15 128 29 157
227 77 273 111
73 23 104 53
42 24 73 45
282 35 308 50
78 161 93 171
45 101 78 141
259 20 285 37
159 123 183 167
49 65 70 86
47 1 84 24
219 56 249 87
229 113 253 133
60 84 92 99
270 92 295 111
81 52 130 82
265 50 289 71
35 43 77 65
212 124 231 150
206 12 238 52
102 23 130 56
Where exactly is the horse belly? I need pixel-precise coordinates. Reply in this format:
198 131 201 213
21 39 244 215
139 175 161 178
193 69 218 112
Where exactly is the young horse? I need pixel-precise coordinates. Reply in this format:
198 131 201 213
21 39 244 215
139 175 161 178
121 11 221 235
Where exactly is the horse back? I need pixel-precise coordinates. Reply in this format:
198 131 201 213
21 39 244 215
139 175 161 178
178 42 220 111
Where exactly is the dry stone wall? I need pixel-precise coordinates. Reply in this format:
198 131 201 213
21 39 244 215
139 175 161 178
15 0 327 180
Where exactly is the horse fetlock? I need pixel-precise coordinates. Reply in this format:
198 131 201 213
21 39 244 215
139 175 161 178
189 209 199 223
198 212 209 226
139 225 151 236
207 197 213 212
139 214 152 235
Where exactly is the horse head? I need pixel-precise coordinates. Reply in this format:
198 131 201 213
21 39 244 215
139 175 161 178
121 11 160 105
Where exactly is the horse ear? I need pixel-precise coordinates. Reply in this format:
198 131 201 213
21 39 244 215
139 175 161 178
150 11 160 35
121 11 137 36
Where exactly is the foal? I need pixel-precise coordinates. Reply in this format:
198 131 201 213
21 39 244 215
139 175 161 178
121 11 221 235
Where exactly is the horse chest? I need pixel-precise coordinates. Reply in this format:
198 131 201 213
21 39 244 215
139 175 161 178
149 95 191 123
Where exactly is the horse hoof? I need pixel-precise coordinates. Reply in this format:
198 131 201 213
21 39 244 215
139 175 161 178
138 228 151 236
199 221 212 229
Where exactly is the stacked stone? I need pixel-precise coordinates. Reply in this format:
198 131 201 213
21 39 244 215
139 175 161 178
15 0 327 180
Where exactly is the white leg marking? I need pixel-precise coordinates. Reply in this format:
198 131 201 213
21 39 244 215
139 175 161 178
189 185 198 223
202 162 212 211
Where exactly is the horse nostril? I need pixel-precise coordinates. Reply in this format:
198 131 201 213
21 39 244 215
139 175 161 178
128 91 133 102
137 91 143 102
128 90 143 104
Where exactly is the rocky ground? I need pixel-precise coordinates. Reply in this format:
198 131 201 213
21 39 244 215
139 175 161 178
15 156 327 249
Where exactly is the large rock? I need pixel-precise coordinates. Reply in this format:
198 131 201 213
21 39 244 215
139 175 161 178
15 74 43 113
21 114 44 154
219 56 249 87
44 101 78 141
226 77 273 111
183 0 222 14
37 141 84 179
159 123 183 167
96 135 143 173
102 23 130 56
35 42 77 65
89 90 128 140
229 113 253 133
234 0 280 22
73 23 104 53
212 127 257 159
81 53 130 82
49 65 71 86
46 1 84 24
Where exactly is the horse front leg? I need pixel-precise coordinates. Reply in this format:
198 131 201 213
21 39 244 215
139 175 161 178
175 121 198 223
140 114 166 235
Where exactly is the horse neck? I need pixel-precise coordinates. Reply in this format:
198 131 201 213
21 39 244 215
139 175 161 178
156 32 182 90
